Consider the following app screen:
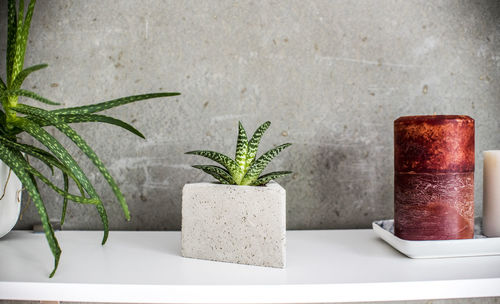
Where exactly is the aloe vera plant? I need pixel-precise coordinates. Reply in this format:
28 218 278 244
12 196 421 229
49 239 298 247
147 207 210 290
0 0 180 277
187 121 292 186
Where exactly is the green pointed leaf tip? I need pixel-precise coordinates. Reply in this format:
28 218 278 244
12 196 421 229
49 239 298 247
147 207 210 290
185 150 239 177
234 121 248 183
251 171 292 186
246 121 271 168
240 142 292 185
192 165 235 184
187 121 291 186
52 92 180 115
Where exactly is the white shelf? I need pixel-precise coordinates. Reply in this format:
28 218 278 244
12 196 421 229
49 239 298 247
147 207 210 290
1 230 500 303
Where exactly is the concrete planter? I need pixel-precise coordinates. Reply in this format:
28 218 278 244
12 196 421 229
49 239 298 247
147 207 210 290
181 181 286 268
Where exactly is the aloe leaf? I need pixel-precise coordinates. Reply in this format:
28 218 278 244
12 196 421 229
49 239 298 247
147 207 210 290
14 104 130 222
5 89 61 105
11 64 48 89
234 121 248 182
0 143 61 277
57 114 145 138
0 77 6 90
11 0 25 81
52 92 181 115
7 0 18 84
241 143 292 186
192 165 234 184
0 135 86 195
0 134 53 171
185 150 239 178
30 114 145 138
61 173 69 226
26 164 98 205
250 171 292 186
246 121 271 169
12 0 36 81
12 117 109 244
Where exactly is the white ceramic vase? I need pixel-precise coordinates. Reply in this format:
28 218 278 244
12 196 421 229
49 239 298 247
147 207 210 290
0 161 22 238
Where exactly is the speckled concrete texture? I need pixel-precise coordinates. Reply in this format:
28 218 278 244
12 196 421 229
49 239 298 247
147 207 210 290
181 182 286 267
0 1 498 233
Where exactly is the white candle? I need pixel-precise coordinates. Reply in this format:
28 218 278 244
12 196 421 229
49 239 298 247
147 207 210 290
483 151 500 237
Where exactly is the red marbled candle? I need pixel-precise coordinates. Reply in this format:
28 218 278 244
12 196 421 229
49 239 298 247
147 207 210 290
394 115 474 240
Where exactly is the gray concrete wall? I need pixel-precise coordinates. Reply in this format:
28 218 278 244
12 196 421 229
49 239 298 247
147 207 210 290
0 0 499 231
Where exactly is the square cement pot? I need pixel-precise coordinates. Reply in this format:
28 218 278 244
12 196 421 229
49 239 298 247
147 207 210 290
181 181 286 268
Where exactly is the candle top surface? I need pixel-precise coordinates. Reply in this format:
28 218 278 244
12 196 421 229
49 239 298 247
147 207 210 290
394 115 474 173
395 115 473 124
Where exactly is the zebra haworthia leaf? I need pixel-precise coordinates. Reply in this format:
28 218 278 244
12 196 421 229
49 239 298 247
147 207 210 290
240 143 292 186
192 165 234 184
251 171 292 186
246 121 271 169
185 150 239 178
234 121 248 183
187 121 291 186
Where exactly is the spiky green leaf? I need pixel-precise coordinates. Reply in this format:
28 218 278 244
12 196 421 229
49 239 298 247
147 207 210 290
26 164 98 205
0 77 6 91
246 121 271 169
6 0 18 84
241 143 292 185
0 135 86 195
56 114 145 138
0 135 54 174
12 117 109 244
12 0 36 82
61 173 69 226
11 0 25 81
185 150 239 178
14 104 130 222
4 89 61 105
192 165 234 184
250 171 292 186
11 63 48 89
0 143 60 277
52 92 180 115
234 121 248 182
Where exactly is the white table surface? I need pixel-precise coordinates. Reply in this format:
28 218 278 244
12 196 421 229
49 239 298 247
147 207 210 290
1 230 499 303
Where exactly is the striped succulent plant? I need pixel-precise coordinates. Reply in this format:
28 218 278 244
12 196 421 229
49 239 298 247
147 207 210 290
0 0 180 277
187 121 292 186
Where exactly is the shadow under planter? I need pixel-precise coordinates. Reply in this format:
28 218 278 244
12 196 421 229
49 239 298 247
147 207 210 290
181 181 286 268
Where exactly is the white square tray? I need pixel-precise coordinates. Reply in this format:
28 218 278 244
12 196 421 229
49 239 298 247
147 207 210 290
372 219 500 258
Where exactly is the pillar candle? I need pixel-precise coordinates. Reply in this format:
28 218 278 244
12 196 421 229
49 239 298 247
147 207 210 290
483 151 500 237
394 115 475 240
